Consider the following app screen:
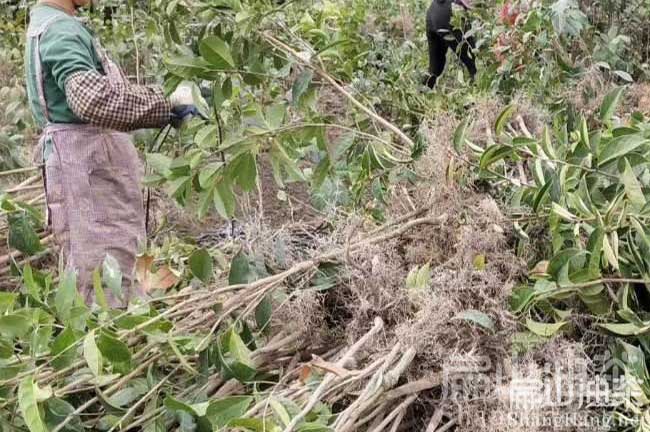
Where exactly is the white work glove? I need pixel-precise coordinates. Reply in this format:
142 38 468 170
169 82 195 107
168 82 207 128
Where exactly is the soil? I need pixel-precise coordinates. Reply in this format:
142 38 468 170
243 153 319 228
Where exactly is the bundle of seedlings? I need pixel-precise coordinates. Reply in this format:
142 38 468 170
0 188 456 432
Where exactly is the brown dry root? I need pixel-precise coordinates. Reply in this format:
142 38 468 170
255 195 524 431
624 82 650 117
564 65 613 120
299 114 528 429
341 192 522 363
452 338 602 432
563 69 650 123
461 94 548 149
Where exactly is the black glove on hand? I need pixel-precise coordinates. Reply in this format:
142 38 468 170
170 105 206 128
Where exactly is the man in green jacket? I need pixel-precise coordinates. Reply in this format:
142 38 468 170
25 0 194 307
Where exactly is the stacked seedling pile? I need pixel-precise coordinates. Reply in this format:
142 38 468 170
0 185 456 432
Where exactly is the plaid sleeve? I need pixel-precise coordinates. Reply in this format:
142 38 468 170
64 70 171 131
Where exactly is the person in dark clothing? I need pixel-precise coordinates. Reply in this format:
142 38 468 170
425 0 476 88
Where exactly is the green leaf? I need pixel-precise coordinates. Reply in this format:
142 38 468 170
614 70 633 83
0 313 31 338
228 418 280 432
270 141 306 182
0 292 18 314
405 264 432 292
298 424 333 432
199 36 235 68
618 341 648 380
479 145 512 170
229 252 251 285
509 286 536 313
599 86 625 124
525 319 566 337
164 55 212 79
586 228 604 278
146 153 172 177
8 213 42 256
167 178 192 203
83 331 103 377
169 157 191 178
270 398 291 427
621 159 646 211
255 295 273 332
600 322 649 336
198 163 222 189
494 104 515 135
31 323 53 357
511 331 547 354
190 83 210 119
602 234 619 270
598 134 648 166
312 155 331 188
551 203 577 221
531 159 545 186
541 126 557 159
195 127 218 153
579 289 610 315
228 329 253 367
218 328 257 382
198 188 214 220
212 80 228 111
205 396 253 428
189 248 213 283
579 116 590 148
97 331 132 367
214 180 236 219
106 385 147 409
0 337 13 358
143 389 164 432
23 265 41 300
618 308 644 325
266 103 286 129
452 310 494 331
533 180 552 212
292 70 313 106
51 327 79 370
164 396 203 417
231 153 258 192
18 376 52 432
453 117 472 153
547 248 584 284
167 19 181 44
93 269 108 310
472 254 486 271
222 77 233 99
55 271 77 322
102 254 123 302
45 397 82 431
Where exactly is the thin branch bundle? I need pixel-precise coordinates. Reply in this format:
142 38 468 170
0 209 446 431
